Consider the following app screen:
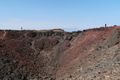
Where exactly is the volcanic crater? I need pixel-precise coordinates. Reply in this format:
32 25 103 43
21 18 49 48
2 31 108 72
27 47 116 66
0 26 120 80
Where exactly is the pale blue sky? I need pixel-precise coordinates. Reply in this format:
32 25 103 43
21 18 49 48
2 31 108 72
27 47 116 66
0 0 120 31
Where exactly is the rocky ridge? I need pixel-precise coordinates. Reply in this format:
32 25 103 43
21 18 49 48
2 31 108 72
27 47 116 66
0 26 120 80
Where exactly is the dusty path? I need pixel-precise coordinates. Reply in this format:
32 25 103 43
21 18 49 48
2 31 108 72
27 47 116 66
0 30 6 40
31 40 38 56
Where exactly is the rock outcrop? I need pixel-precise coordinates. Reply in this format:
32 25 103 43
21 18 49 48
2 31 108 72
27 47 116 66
0 26 120 80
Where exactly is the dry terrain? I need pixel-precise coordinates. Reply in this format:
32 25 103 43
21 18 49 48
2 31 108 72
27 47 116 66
0 26 120 80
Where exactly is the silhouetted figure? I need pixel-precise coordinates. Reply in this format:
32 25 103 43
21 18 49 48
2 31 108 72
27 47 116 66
21 27 23 30
105 24 107 27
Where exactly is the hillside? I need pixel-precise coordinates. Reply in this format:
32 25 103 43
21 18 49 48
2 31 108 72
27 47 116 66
0 26 120 80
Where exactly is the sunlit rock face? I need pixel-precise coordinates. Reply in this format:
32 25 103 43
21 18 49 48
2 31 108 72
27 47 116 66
0 26 120 80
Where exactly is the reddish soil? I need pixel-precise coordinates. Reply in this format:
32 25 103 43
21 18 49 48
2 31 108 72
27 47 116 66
0 26 120 80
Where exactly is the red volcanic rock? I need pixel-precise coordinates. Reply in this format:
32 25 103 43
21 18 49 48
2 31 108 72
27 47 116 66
0 26 120 80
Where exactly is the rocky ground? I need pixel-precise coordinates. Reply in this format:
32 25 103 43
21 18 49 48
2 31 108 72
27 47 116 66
0 26 120 80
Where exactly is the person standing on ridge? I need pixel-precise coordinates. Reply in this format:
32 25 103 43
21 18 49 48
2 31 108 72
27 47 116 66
21 27 23 30
105 24 107 27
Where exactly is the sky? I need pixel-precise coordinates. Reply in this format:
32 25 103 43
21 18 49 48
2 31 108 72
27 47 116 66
0 0 120 31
